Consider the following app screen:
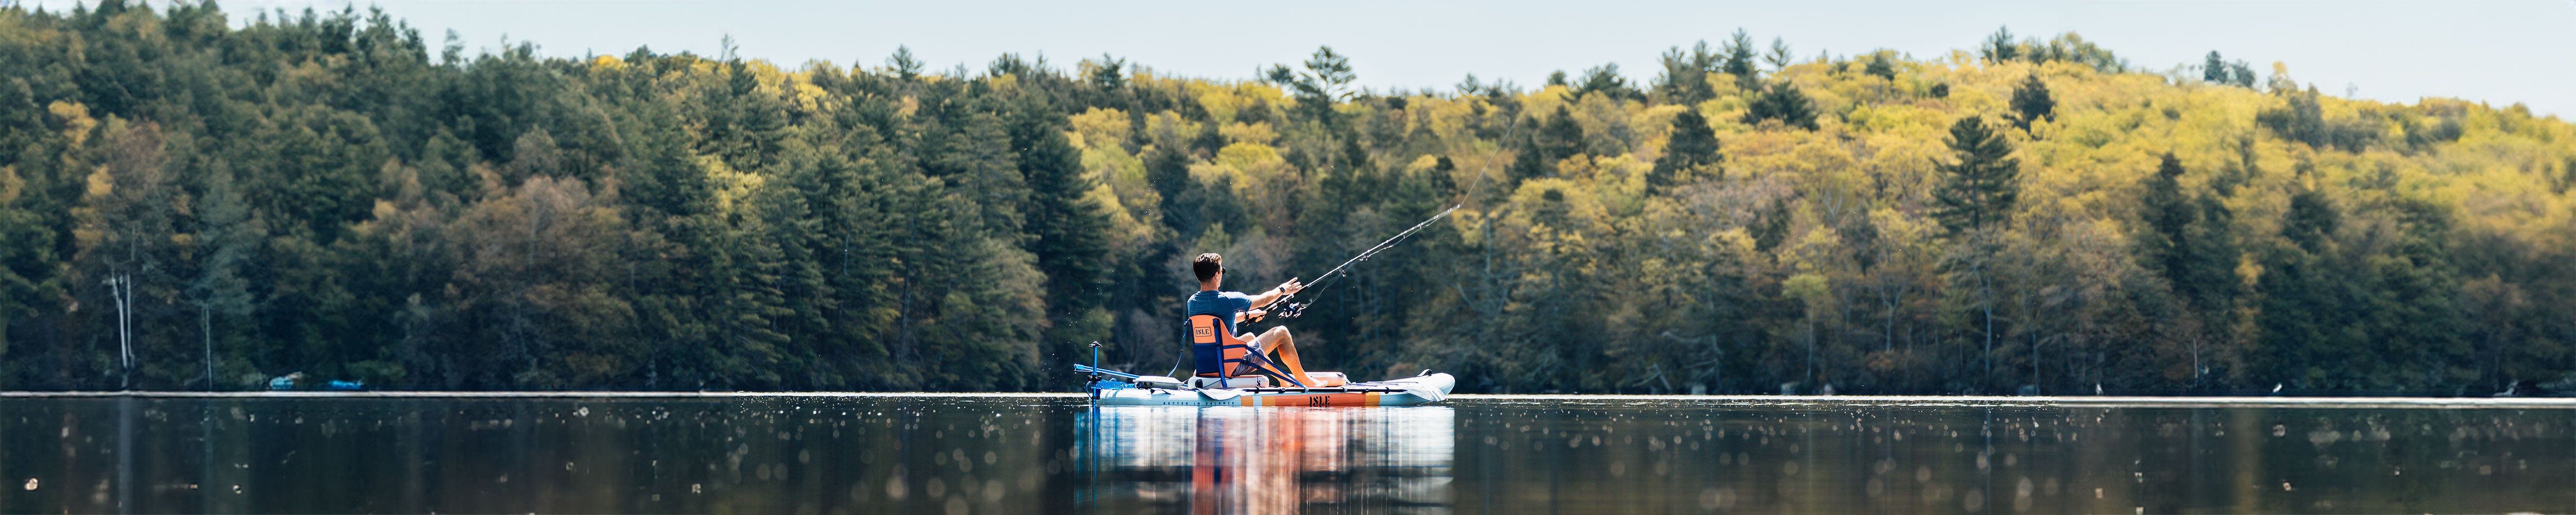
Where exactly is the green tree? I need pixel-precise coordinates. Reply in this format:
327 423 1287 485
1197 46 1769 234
1267 46 1357 126
1722 29 1759 89
1572 63 1637 101
888 45 924 80
2202 51 2228 83
1764 37 1795 72
1010 99 1115 371
1653 46 1713 105
2010 73 2054 130
1742 82 1818 130
185 163 262 390
1510 105 1587 182
2136 153 2238 314
1929 115 2022 388
1979 26 2020 62
1863 52 1897 80
1650 109 1722 192
1929 116 2020 234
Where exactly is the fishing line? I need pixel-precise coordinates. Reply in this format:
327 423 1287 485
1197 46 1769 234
1266 87 1528 320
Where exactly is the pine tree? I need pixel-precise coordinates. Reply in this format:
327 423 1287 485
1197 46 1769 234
2560 156 2576 194
1144 144 1198 233
1650 109 1722 192
2139 152 2192 268
2137 153 2236 313
1087 53 1126 90
1863 52 1896 80
1573 63 1635 101
1506 123 1547 183
2202 51 2228 83
1266 46 1357 127
2010 73 2054 130
1929 116 2019 235
1654 46 1713 105
1722 29 1759 89
1742 83 1818 131
1764 37 1795 72
2282 187 2337 253
1011 104 1114 375
887 46 923 81
1537 106 1586 162
1979 27 2020 63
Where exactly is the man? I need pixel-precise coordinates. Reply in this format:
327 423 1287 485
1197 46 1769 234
1188 253 1314 383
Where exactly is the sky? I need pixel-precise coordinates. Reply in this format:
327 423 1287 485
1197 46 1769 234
28 0 2576 117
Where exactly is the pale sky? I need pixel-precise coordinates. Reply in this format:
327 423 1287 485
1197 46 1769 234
30 1 2576 117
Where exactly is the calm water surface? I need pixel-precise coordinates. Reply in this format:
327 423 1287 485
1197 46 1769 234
0 394 2570 514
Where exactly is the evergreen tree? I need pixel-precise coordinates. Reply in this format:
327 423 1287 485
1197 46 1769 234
1087 53 1127 90
887 46 924 80
1863 52 1896 80
1722 29 1760 89
1742 82 1819 130
1929 116 2020 235
1653 46 1713 105
1537 105 1586 163
2203 51 2228 83
1266 46 1356 127
1752 198 1792 252
2282 187 2337 253
1764 37 1795 72
2137 153 2237 313
1145 144 1197 233
1650 109 1722 192
1572 63 1636 101
1510 107 1588 183
2010 73 2054 130
1979 26 2020 62
1014 107 1114 374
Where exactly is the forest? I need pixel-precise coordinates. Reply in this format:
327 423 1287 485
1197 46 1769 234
3 4 2573 394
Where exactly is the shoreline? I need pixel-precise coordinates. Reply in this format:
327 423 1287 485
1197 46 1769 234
4 391 2575 408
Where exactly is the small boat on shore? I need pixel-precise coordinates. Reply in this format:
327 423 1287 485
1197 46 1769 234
1077 364 1454 407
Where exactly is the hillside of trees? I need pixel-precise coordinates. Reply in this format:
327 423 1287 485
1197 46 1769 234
4 5 2572 394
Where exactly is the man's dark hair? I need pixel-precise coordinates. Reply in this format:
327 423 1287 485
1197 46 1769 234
1193 253 1223 282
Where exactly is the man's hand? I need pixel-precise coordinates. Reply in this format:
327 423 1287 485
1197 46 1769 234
1248 278 1304 311
1244 308 1268 322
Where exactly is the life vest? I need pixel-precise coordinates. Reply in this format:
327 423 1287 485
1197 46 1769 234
1188 314 1303 387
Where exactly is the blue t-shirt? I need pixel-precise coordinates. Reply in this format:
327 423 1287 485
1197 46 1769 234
1188 290 1257 335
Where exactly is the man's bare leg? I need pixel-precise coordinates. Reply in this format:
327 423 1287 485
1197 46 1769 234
1242 327 1311 384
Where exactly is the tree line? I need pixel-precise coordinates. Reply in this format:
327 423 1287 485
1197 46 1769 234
4 4 2572 394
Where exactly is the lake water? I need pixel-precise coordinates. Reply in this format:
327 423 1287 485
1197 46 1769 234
1 393 2569 514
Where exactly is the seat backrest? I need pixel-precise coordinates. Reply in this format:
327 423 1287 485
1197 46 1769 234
1189 314 1251 378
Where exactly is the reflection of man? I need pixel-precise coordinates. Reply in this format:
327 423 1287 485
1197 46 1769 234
1187 253 1312 382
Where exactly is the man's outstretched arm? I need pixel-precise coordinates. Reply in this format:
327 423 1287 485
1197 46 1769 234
1246 278 1304 309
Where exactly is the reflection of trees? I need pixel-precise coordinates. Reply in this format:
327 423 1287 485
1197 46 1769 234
1079 406 1455 513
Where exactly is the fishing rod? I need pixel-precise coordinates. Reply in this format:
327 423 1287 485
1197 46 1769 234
1267 203 1462 319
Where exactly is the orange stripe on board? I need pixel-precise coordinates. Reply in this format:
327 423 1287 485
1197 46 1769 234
1239 392 1382 407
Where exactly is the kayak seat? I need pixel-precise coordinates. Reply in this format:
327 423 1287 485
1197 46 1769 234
1188 314 1303 387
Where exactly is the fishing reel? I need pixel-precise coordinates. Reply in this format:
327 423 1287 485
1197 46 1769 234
1271 300 1310 319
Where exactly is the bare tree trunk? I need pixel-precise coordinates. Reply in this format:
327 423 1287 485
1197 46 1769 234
202 306 213 391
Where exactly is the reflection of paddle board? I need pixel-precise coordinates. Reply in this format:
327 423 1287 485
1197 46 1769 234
1086 372 1454 406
